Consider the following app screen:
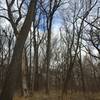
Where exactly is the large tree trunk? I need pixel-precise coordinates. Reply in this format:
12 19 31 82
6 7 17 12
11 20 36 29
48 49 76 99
0 0 37 100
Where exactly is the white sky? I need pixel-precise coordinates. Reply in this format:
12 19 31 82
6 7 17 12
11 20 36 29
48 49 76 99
0 0 99 58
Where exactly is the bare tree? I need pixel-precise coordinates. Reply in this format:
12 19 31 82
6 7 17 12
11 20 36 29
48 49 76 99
0 0 37 99
40 0 62 93
59 0 98 94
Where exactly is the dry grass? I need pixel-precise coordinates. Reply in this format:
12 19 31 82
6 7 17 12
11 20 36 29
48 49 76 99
14 91 100 100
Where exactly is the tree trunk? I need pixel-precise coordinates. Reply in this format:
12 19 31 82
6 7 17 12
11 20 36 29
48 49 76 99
45 16 53 94
34 45 39 91
0 0 37 99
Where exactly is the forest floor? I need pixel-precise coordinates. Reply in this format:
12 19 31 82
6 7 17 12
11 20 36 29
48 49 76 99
14 90 100 100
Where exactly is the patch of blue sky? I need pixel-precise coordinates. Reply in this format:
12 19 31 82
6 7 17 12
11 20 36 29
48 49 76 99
53 11 63 27
37 10 63 37
37 15 46 33
52 11 63 37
